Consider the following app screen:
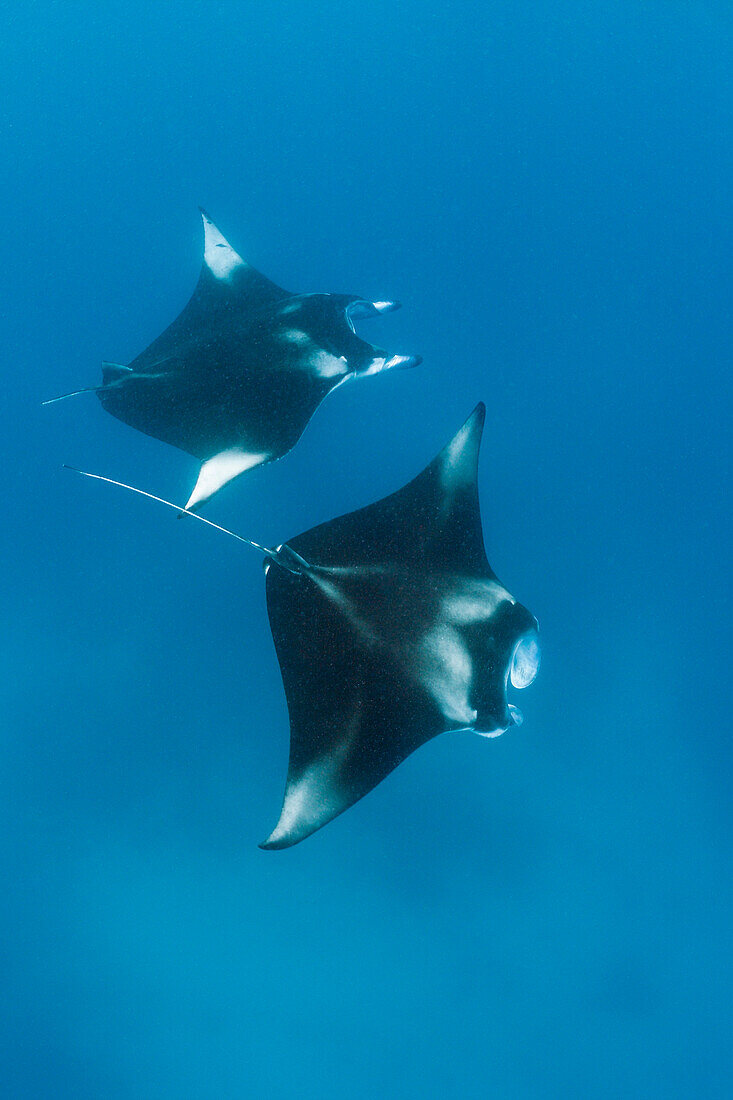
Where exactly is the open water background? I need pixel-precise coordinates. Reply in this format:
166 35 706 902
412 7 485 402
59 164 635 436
1 3 730 1096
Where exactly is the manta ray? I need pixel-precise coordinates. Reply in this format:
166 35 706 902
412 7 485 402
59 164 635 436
69 404 540 848
48 209 420 511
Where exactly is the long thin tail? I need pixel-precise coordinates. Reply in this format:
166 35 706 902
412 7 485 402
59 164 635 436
63 466 270 556
42 386 101 406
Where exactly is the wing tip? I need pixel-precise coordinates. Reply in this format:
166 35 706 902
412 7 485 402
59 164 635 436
258 819 314 851
458 401 486 452
258 763 355 850
257 802 328 850
446 400 486 451
258 832 297 852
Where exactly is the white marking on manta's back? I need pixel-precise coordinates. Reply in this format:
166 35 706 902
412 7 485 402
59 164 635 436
310 349 349 378
201 212 246 281
442 579 512 625
416 623 477 726
185 447 270 510
275 330 348 379
279 328 311 347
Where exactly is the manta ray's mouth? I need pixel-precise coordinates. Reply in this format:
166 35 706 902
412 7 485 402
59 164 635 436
474 629 541 739
344 299 421 375
505 630 541 729
510 631 541 689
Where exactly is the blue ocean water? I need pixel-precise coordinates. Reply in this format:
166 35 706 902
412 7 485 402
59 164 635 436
2 3 730 1096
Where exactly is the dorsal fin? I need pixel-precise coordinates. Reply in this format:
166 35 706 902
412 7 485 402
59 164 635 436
101 361 133 384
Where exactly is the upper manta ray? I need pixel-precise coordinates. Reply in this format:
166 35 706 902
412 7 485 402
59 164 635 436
69 404 540 849
47 209 420 511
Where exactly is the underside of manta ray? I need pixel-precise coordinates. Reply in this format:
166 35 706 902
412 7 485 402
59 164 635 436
47 209 420 511
262 404 540 849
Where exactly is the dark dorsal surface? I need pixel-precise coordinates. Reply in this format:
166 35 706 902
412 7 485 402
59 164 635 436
262 405 539 848
96 210 420 511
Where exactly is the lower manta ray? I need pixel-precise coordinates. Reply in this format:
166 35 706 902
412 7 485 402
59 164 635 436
69 404 540 849
47 209 420 512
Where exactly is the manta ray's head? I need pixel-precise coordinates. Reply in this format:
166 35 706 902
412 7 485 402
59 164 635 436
473 602 540 739
274 294 420 378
